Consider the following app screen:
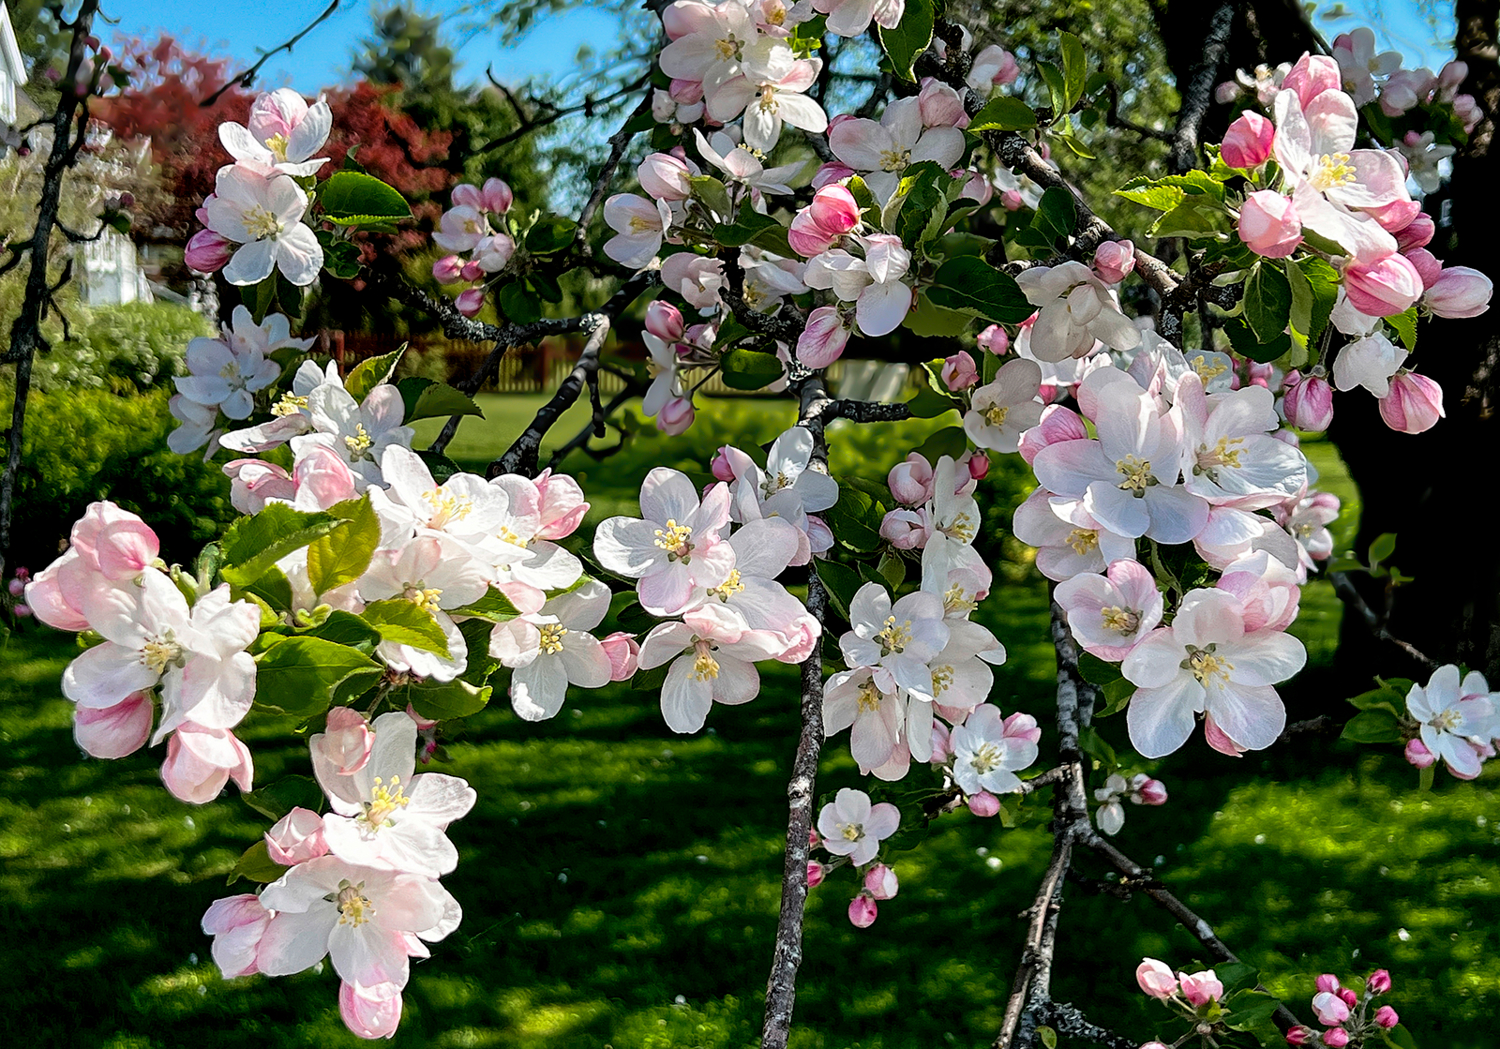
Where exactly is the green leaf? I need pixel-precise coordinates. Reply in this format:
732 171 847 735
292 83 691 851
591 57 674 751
448 587 522 622
220 504 343 588
877 0 934 81
927 257 1034 324
1285 256 1339 351
319 171 413 224
302 609 382 654
525 214 578 255
1077 725 1117 768
345 347 405 403
1223 991 1283 1031
1216 961 1260 996
688 175 732 218
906 290 976 338
457 617 501 687
1368 532 1397 572
404 677 491 721
968 95 1038 132
1095 677 1135 718
1156 170 1227 202
1115 176 1186 212
1076 652 1121 685
1342 709 1403 744
913 425 968 463
1037 59 1067 118
1243 262 1293 344
1053 130 1096 160
234 566 294 614
321 238 362 279
1346 684 1404 717
720 348 786 391
893 162 951 253
816 561 863 620
1386 306 1419 351
241 775 323 822
227 840 286 886
1149 200 1224 239
362 599 451 658
1417 765 1434 792
876 550 906 590
396 377 485 423
497 281 539 323
254 636 382 718
1224 316 1291 364
1059 31 1087 111
1384 1025 1419 1049
714 200 793 256
307 495 382 597
529 271 563 304
824 482 885 553
1037 1026 1058 1049
1030 186 1078 247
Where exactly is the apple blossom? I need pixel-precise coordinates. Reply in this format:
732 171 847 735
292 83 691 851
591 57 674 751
184 229 233 273
1092 240 1135 284
1424 265 1493 318
202 894 272 979
1137 958 1178 999
1332 331 1407 397
1055 559 1165 661
1323 1029 1350 1048
848 894 879 928
490 580 615 721
1176 373 1308 509
964 358 1045 454
864 863 899 900
1312 990 1351 1026
806 860 826 887
829 96 965 202
661 253 727 309
638 603 785 732
161 722 254 804
73 691 154 759
1221 111 1276 169
693 128 800 198
595 468 736 615
1282 372 1335 431
357 535 489 681
205 163 323 286
977 324 1010 355
1405 664 1493 779
1011 488 1138 581
941 351 978 391
1238 191 1303 258
795 305 852 367
1343 253 1424 317
949 704 1038 796
220 88 332 176
602 193 673 269
1332 28 1401 105
265 806 330 865
709 59 828 153
1016 262 1142 361
1178 970 1223 1007
1375 1005 1399 1028
817 788 899 866
1378 371 1444 434
639 151 695 201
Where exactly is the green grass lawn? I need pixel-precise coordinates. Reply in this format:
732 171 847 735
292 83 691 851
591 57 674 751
4 396 1496 1048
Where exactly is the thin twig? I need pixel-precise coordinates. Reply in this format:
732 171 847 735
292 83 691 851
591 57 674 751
573 88 657 260
1329 571 1438 669
489 315 611 479
200 1 340 105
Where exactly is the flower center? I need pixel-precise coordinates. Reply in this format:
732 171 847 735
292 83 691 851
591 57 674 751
653 519 695 561
538 622 568 655
403 582 443 615
970 741 1004 775
264 132 290 162
756 85 780 115
420 487 474 529
1065 528 1099 555
628 214 659 234
763 470 793 495
984 404 1010 428
708 569 744 601
691 639 720 681
141 632 184 674
1194 435 1245 479
944 584 978 616
879 147 912 172
838 821 864 843
271 392 308 417
931 663 954 695
1188 354 1229 383
714 34 743 61
496 525 531 547
335 881 374 926
855 681 882 714
1429 707 1464 733
1309 152 1357 191
942 511 976 543
1100 605 1140 635
219 359 242 382
1182 644 1233 686
343 422 374 459
241 204 283 241
875 615 913 656
1115 454 1156 495
363 775 411 827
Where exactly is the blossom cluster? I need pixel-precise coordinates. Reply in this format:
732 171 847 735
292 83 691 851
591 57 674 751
431 178 517 317
808 787 902 928
1285 970 1400 1048
1401 663 1499 779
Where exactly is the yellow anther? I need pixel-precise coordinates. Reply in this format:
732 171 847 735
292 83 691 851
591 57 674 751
403 584 443 615
496 525 530 547
538 622 568 655
1309 152 1357 191
969 741 1004 775
240 204 283 240
344 422 374 458
1196 435 1245 473
1183 645 1233 686
839 822 862 842
984 404 1010 428
420 487 474 529
1115 454 1154 494
874 615 914 656
264 132 290 162
692 643 721 681
1065 528 1099 555
708 569 744 601
652 519 694 560
931 664 955 695
945 511 976 543
271 392 308 417
1189 354 1229 382
763 470 793 495
1100 605 1140 635
628 214 658 234
336 882 374 926
141 635 183 674
363 775 411 828
879 147 912 172
855 681 882 714
714 35 740 60
944 584 978 617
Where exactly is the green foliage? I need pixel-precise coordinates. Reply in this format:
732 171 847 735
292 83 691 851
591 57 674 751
253 636 384 718
30 302 214 394
219 504 343 588
719 348 785 391
877 0 935 81
926 257 1033 325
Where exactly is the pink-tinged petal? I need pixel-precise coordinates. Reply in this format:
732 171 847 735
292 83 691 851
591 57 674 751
638 562 696 616
510 655 571 720
329 922 410 988
1224 630 1307 686
710 656 760 705
864 801 900 839
1121 628 1182 689
1141 485 1210 545
834 786 873 825
639 467 701 524
1172 588 1245 648
560 634 612 689
73 692 153 758
661 656 715 732
63 642 159 708
340 980 403 1039
1204 681 1285 752
856 280 912 337
256 908 337 977
1127 675 1204 758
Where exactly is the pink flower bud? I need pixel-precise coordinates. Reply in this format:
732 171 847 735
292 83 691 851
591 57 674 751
482 177 513 214
1439 60 1468 93
1135 777 1168 806
1204 714 1246 757
1395 212 1435 252
967 790 1001 818
809 185 860 235
1322 1027 1350 1048
918 79 968 128
201 894 272 979
1425 265 1493 318
1136 958 1179 999
669 77 704 105
1018 403 1089 465
339 980 403 1040
451 183 483 210
880 508 930 550
455 288 486 317
994 50 1021 85
1404 248 1443 288
709 447 736 482
1368 199 1421 233
1220 111 1276 169
1378 371 1444 434
1375 1005 1399 1028
1239 191 1303 259
1282 53 1342 108
161 723 254 805
1367 969 1392 995
1315 974 1342 994
1092 239 1135 284
864 864 899 900
460 260 485 282
1000 189 1025 211
265 806 329 865
184 229 233 273
1178 969 1223 1007
472 234 515 273
1283 373 1334 432
977 324 1010 355
788 209 839 257
1344 253 1424 317
1003 712 1043 745
657 395 695 436
941 351 979 391
1141 1043 1170 1049
73 691 153 759
1336 987 1358 1009
433 255 464 284
7 577 22 596
638 152 693 202
960 170 992 205
1285 1025 1315 1046
811 161 856 190
796 305 850 368
1311 990 1351 1026
888 453 935 505
929 721 953 762
1407 739 1438 769
848 894 878 928
601 632 641 680
1453 93 1482 131
318 707 376 774
809 827 821 847
807 860 825 887
646 299 686 342
966 451 990 481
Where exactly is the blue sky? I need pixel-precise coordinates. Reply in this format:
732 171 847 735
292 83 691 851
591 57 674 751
102 0 1457 96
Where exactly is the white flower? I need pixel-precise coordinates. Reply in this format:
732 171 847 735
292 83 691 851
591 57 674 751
709 59 828 153
693 128 800 197
840 583 949 703
1407 664 1495 778
357 535 490 681
1332 332 1407 397
602 193 674 269
489 580 615 721
292 381 415 489
828 96 966 203
950 704 1038 795
219 88 332 176
964 359 1044 454
174 305 297 420
205 163 324 286
1016 262 1141 361
817 787 899 866
638 603 785 733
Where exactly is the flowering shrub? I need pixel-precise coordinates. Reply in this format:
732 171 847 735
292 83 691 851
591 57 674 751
16 3 1500 1045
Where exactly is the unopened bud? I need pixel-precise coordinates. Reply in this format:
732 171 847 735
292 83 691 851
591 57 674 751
848 894 878 928
967 790 1001 817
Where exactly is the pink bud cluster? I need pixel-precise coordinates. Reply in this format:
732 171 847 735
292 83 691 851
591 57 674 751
807 788 900 928
1136 958 1225 1007
431 178 516 317
1287 970 1398 1047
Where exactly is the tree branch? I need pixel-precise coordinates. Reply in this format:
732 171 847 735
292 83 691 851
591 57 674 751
1328 571 1438 670
1169 1 1236 174
474 71 652 154
200 0 341 105
489 314 610 479
573 87 657 260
